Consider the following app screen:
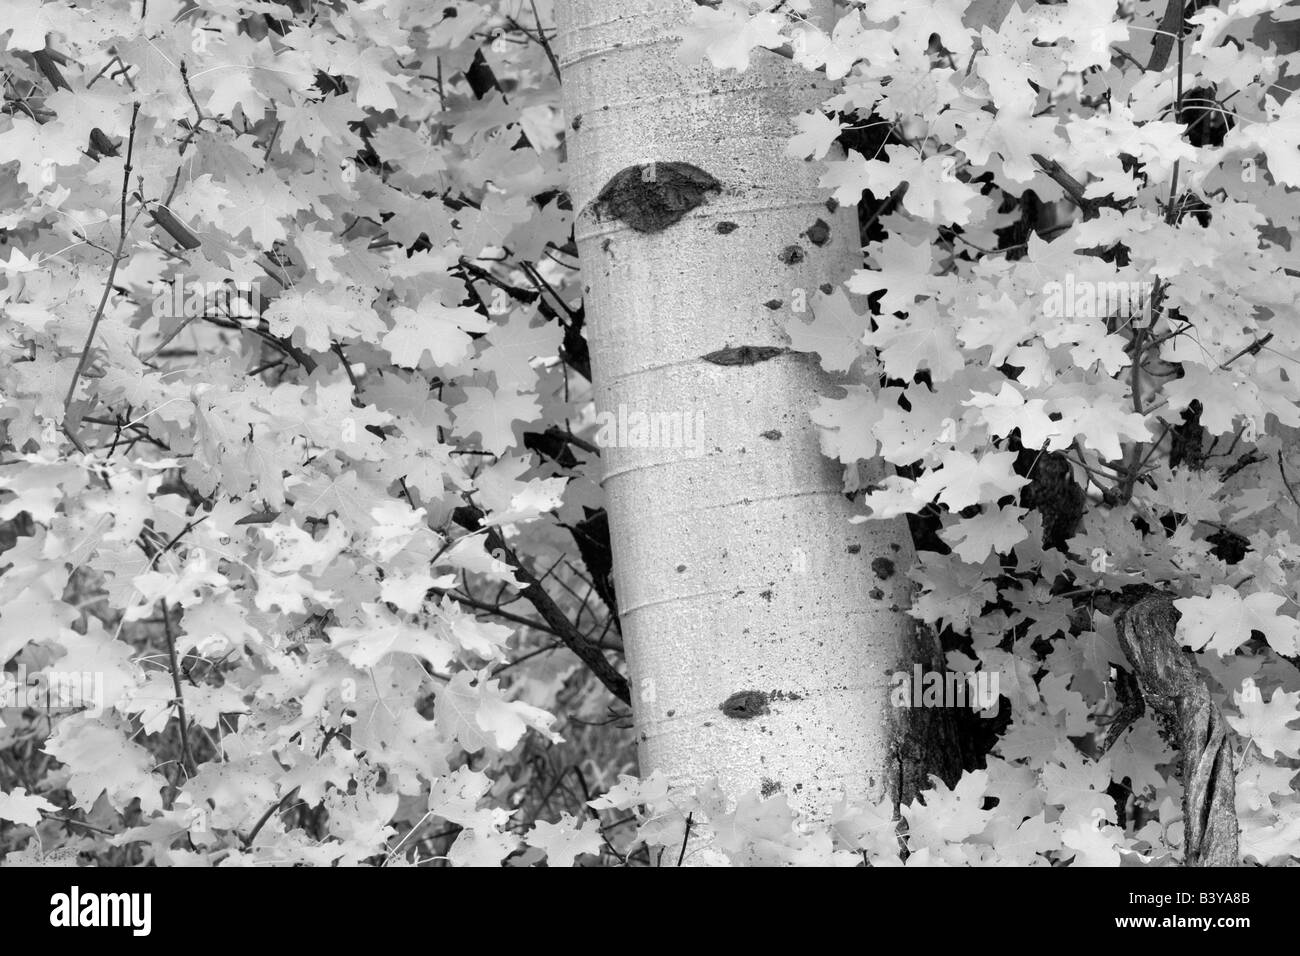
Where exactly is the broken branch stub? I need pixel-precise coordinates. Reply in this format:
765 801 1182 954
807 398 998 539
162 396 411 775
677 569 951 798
590 162 721 233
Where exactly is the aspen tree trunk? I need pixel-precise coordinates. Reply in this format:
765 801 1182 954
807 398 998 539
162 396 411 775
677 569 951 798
555 0 949 816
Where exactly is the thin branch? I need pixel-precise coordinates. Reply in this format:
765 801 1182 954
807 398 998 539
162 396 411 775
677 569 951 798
64 101 140 426
452 505 629 704
160 599 195 785
1279 451 1300 511
527 0 562 81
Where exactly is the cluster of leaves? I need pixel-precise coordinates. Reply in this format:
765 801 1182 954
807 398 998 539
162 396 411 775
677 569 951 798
0 0 638 866
679 0 1300 864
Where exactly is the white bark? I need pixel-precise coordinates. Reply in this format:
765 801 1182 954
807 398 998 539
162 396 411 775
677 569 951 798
555 0 921 815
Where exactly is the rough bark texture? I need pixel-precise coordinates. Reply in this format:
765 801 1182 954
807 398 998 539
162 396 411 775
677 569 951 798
1114 592 1238 867
555 0 945 816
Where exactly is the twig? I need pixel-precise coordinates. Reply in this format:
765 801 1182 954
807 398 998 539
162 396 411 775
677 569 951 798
528 0 562 82
1279 451 1300 510
244 786 301 848
677 812 693 866
64 102 140 427
1031 153 1114 220
160 599 195 785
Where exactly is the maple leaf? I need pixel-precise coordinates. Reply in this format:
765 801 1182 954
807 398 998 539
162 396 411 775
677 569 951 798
383 295 490 369
676 4 787 72
428 766 513 832
784 287 871 373
829 796 902 861
1042 745 1114 830
819 151 906 207
1175 586 1300 657
1060 821 1124 867
447 827 520 867
868 300 966 382
1228 688 1300 760
328 603 455 670
478 310 564 389
0 787 57 826
452 386 541 455
1239 807 1300 866
1222 94 1300 188
42 719 162 814
528 813 604 867
886 148 982 224
1161 364 1261 435
910 551 999 631
902 771 996 857
435 671 560 753
914 448 1030 510
962 382 1065 448
848 234 947 315
0 0 72 52
940 506 1030 562
809 386 885 462
785 111 843 161
588 771 672 812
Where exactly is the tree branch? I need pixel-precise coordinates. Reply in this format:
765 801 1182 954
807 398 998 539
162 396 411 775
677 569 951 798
1114 591 1238 866
452 505 629 704
64 101 140 428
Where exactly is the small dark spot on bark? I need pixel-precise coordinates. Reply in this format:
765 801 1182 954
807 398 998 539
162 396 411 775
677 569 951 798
869 587 884 600
721 690 770 719
826 197 839 213
819 282 834 295
763 299 783 310
760 429 782 440
778 244 805 265
760 778 782 798
803 218 830 246
716 220 738 234
871 557 895 580
591 162 721 233
570 113 582 131
666 709 675 717
702 345 786 366
759 588 774 601
769 689 803 702
676 564 686 572
847 543 861 554
600 238 612 255
890 543 901 552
